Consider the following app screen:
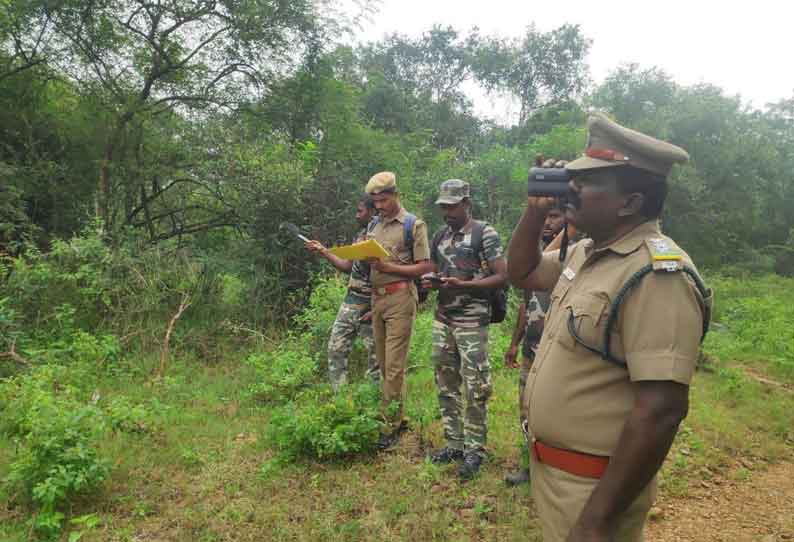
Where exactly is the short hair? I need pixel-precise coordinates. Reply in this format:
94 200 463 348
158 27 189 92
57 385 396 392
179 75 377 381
359 194 375 210
614 166 668 219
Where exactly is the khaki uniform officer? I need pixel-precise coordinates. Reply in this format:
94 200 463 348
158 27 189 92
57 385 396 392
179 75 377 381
365 172 433 450
507 113 712 542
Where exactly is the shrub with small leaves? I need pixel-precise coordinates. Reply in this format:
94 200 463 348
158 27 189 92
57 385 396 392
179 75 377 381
104 396 150 434
294 275 346 354
0 365 109 538
265 383 382 461
245 343 317 403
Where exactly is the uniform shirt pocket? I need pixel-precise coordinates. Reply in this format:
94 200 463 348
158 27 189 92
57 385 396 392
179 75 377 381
559 292 610 352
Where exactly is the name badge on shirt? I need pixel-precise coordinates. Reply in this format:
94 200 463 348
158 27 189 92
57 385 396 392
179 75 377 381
562 267 576 281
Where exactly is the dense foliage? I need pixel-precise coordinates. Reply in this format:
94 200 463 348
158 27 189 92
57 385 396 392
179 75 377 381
3 5 791 324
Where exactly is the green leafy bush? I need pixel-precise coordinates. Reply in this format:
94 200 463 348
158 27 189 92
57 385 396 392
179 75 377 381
295 275 347 354
264 383 381 460
3 228 114 332
104 396 151 434
245 343 318 403
0 365 109 538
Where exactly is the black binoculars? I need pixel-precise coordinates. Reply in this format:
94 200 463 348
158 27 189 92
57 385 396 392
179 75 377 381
527 167 572 197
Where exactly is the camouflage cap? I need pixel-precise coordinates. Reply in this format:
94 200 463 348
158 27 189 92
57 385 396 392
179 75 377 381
365 171 396 195
435 179 470 205
566 113 689 177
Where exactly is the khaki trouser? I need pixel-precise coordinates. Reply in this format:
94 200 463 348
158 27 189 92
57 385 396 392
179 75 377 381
518 353 533 428
530 454 655 542
372 286 417 433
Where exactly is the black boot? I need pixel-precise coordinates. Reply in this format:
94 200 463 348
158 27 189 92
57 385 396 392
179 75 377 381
504 468 530 486
458 452 483 480
429 447 464 464
376 421 409 451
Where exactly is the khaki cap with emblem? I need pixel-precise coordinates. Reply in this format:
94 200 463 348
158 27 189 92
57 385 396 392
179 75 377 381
365 171 397 195
435 179 470 205
566 113 689 177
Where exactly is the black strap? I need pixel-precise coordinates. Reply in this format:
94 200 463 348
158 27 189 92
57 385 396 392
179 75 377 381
569 264 712 367
559 223 570 262
470 219 484 255
366 216 381 234
430 227 446 263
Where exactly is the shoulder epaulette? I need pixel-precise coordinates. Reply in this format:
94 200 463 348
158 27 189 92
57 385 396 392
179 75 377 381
645 237 683 272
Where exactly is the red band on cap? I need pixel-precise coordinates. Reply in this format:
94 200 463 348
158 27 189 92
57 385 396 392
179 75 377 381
586 148 630 162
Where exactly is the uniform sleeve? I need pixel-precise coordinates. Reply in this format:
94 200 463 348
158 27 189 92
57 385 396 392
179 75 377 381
530 249 564 291
620 271 705 385
481 225 504 262
412 219 431 261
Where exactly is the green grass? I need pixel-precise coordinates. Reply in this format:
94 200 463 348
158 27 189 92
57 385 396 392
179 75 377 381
1 274 792 541
703 273 794 380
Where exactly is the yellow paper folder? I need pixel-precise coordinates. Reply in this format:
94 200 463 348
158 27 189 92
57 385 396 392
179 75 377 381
328 239 389 260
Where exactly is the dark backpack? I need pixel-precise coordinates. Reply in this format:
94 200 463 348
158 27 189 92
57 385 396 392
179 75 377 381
431 220 507 324
368 213 429 303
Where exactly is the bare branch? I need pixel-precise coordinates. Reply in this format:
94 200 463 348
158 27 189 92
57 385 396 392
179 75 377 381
157 293 191 378
0 339 31 366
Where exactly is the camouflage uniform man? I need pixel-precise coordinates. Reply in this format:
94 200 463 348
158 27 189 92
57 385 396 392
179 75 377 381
423 179 507 480
508 114 712 541
305 196 379 391
365 172 433 450
504 203 565 486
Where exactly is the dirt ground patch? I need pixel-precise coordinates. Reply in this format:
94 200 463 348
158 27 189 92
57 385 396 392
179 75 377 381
647 460 794 542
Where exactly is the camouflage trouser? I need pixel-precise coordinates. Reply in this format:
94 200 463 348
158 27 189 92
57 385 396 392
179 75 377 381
432 319 492 457
327 302 379 392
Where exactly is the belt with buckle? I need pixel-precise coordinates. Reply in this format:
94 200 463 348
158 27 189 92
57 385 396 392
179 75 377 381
373 281 410 296
532 439 609 479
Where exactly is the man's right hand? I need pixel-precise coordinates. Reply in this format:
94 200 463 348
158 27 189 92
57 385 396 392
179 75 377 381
504 344 519 368
526 196 560 213
304 240 327 255
420 273 438 290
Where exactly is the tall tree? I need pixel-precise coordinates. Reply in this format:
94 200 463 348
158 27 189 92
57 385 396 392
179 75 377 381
357 26 484 151
37 0 333 230
474 24 591 124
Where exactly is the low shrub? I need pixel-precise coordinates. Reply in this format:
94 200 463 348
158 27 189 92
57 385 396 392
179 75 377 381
264 383 381 461
295 275 347 354
245 341 318 403
0 365 109 538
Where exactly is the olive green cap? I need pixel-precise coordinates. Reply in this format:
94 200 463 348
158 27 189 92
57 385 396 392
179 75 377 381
435 179 470 205
566 113 689 177
365 171 397 195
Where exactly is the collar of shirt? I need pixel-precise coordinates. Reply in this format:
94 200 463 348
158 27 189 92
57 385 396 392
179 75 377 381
585 220 660 258
380 206 406 225
443 217 474 240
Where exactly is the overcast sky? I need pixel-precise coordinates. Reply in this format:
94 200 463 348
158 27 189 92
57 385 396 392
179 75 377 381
343 0 793 123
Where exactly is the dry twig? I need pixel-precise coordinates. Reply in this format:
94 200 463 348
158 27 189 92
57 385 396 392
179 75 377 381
0 338 30 366
157 293 191 377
